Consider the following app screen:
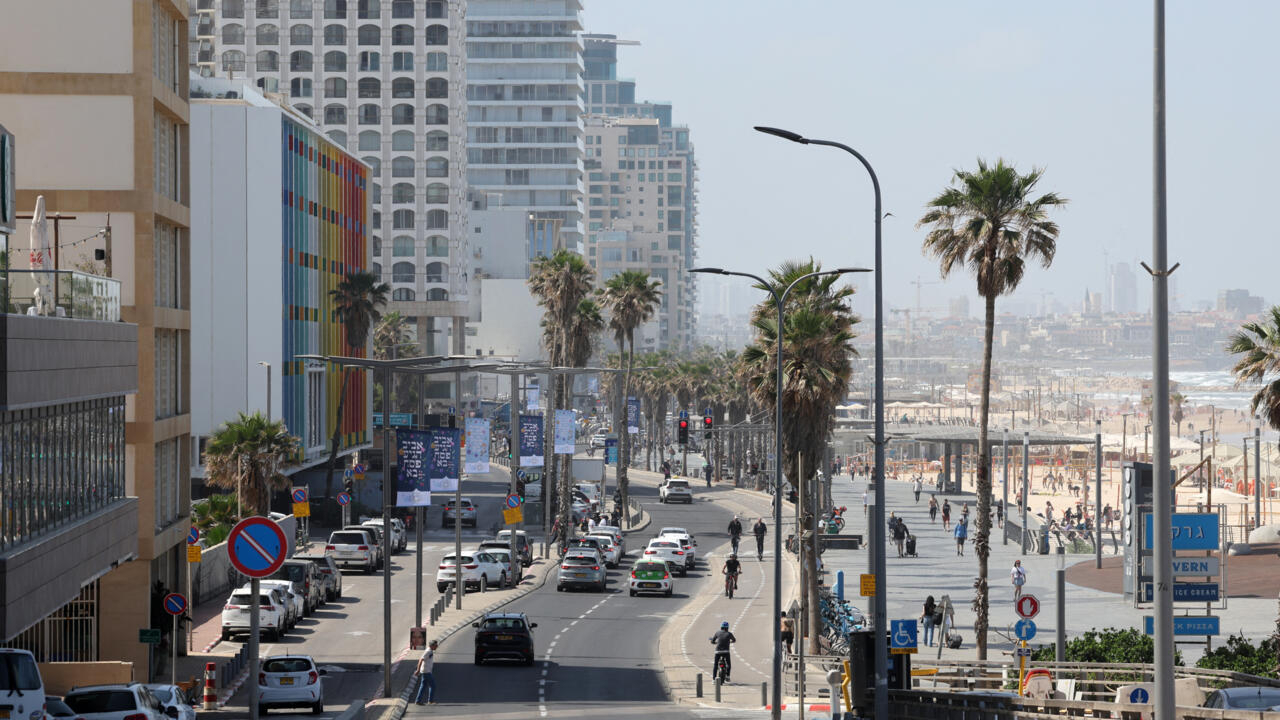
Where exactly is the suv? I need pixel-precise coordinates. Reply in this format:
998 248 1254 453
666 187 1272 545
472 612 537 666
0 649 45 720
557 553 606 592
494 530 533 566
342 525 383 569
257 580 302 631
221 587 287 641
294 553 343 601
273 559 324 615
660 478 693 504
326 530 377 574
436 552 508 593
362 517 406 553
443 498 478 528
65 684 168 720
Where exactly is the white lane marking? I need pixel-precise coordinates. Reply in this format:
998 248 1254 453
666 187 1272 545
578 614 587 619
569 620 579 626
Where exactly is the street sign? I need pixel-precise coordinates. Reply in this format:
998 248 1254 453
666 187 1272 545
1143 616 1219 636
505 494 521 509
1015 594 1040 620
336 491 351 506
859 574 876 597
187 545 202 563
186 527 200 545
139 628 161 645
1129 687 1150 704
292 501 310 518
1013 619 1037 641
679 410 688 419
1015 647 1033 657
163 592 187 616
1144 513 1219 551
373 412 415 428
1144 556 1220 577
291 488 308 504
227 516 289 579
890 619 918 654
502 506 523 525
343 468 353 480
516 469 527 480
1142 582 1220 603
449 406 455 416
354 463 366 481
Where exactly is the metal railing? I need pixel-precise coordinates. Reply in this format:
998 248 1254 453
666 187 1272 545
2 269 121 321
888 687 1280 720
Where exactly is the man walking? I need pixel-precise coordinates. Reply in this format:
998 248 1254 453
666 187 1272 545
414 639 438 705
1010 559 1027 600
953 518 968 556
913 476 923 503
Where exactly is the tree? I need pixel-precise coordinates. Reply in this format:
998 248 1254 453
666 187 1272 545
1227 305 1280 431
917 159 1067 660
373 311 414 412
599 270 663 514
740 260 858 652
204 412 300 516
323 271 390 499
1170 391 1186 437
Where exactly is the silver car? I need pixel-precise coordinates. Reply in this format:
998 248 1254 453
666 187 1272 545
556 553 606 592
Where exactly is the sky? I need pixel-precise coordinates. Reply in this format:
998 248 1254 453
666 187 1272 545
580 0 1279 320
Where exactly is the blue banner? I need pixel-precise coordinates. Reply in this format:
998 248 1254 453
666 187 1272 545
426 427 461 493
1144 615 1219 636
554 409 576 454
374 412 415 428
1144 512 1219 551
395 429 431 507
464 418 490 474
519 414 544 467
627 396 640 434
1142 582 1220 603
605 437 618 465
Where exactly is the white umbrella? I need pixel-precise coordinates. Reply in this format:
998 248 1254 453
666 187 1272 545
27 195 52 315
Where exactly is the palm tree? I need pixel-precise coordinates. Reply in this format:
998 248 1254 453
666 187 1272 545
1227 305 1280 430
373 311 414 413
1170 392 1187 437
323 271 390 499
741 260 858 652
205 412 300 516
599 270 663 513
917 158 1067 660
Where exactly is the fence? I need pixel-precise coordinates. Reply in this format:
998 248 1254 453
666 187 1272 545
888 688 1280 720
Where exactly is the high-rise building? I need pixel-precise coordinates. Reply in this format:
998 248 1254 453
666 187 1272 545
200 0 471 356
0 0 192 673
1108 261 1136 314
465 0 584 252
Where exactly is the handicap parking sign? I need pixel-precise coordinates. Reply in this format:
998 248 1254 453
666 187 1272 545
890 619 918 654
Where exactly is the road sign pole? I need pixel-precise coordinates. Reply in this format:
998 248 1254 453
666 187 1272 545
1057 551 1066 662
249 577 260 720
415 506 423 628
172 613 178 686
382 366 393 699
1018 639 1027 693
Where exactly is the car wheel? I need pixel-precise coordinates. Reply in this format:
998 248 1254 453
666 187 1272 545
479 574 488 593
474 653 484 665
221 628 230 641
365 562 374 575
629 589 636 597
311 701 323 715
664 588 673 597
557 584 564 592
437 584 448 593
523 655 535 667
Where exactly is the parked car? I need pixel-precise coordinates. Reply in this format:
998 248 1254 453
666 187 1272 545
436 552 508 593
472 612 537 666
1202 687 1280 710
273 559 324 615
629 559 675 597
325 530 377 574
0 649 45 720
494 530 533 566
362 517 406 553
258 655 325 714
45 697 81 720
342 525 384 569
293 552 343 601
64 684 168 720
221 587 286 641
659 478 693 504
257 580 302 630
141 685 196 720
642 539 688 576
477 541 522 579
443 498 478 528
557 553 606 592
585 532 622 567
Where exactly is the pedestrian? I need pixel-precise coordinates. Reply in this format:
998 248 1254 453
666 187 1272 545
928 495 939 523
1011 559 1026 600
996 500 1004 528
1044 500 1054 521
921 595 938 647
780 612 795 654
1103 504 1113 530
704 464 712 487
941 500 952 531
913 476 923 503
892 517 908 558
414 639 438 705
961 502 970 523
953 518 968 556
863 490 869 517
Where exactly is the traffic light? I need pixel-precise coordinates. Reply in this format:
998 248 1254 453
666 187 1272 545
678 418 689 445
703 415 713 440
344 478 353 495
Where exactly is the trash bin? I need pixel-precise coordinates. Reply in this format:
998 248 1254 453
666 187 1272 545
1039 526 1050 555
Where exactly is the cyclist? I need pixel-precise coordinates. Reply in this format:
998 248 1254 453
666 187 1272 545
722 553 741 596
709 621 736 682
727 516 743 555
752 517 767 560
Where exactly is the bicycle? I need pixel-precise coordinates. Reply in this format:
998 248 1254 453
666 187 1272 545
730 535 741 555
714 652 730 684
724 572 739 599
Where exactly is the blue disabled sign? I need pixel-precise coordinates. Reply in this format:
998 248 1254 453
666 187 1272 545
226 516 289 579
1129 687 1150 704
163 592 187 616
890 620 918 653
1014 618 1038 641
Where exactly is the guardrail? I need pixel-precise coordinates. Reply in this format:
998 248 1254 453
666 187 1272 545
888 688 1280 720
2 269 121 321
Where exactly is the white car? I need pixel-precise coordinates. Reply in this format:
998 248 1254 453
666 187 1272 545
659 478 693 503
629 559 675 597
325 529 377 574
362 517 407 553
590 433 607 448
436 551 509 593
258 655 326 714
142 685 197 720
64 684 167 720
473 545 517 587
643 538 688 576
575 483 601 507
258 580 303 631
221 587 286 642
586 532 622 567
658 527 698 568
594 525 625 555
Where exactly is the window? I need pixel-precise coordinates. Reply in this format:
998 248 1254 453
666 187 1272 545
256 0 278 18
425 209 447 229
425 261 447 282
424 130 448 151
324 0 346 18
425 183 447 203
290 0 312 18
358 50 379 70
392 236 415 255
222 50 246 71
391 78 415 98
358 77 381 98
425 78 447 98
372 262 382 276
425 52 447 71
424 104 448 125
391 156 414 177
425 0 445 18
290 50 313 71
427 288 448 301
425 157 447 177
358 103 379 124
357 0 378 18
323 24 346 45
391 24 414 45
371 211 381 228
324 50 347 71
424 24 447 45
290 24 313 45
223 0 244 18
392 52 413 71
154 437 181 529
154 220 184 308
392 288 415 301
324 77 346 97
256 50 279 71
392 131 414 150
154 329 185 419
294 103 313 118
323 104 346 124
358 24 380 45
327 130 347 147
391 183 414 203
392 261 414 283
391 104 413 124
306 369 325 451
290 77 313 97
392 209 414 229
425 236 448 256
222 23 245 44
256 23 279 44
391 0 414 18
363 155 381 175
371 237 383 256
358 130 380 151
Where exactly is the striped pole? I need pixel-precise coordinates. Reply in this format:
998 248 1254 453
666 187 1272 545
203 662 217 710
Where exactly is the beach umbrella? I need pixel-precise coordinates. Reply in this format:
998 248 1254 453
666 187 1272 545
27 195 52 315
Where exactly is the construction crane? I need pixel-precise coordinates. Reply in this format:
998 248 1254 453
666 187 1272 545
911 276 940 315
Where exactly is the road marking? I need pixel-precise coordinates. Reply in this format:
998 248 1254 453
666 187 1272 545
569 620 578 626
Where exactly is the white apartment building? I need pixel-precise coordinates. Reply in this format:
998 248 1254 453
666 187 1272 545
198 0 470 353
466 0 584 251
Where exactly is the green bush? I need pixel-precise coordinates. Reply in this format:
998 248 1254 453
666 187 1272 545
1031 627 1183 666
1195 634 1278 679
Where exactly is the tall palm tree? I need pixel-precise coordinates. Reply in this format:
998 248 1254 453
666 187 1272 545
599 270 663 513
205 412 300 516
1227 305 1280 430
373 311 414 412
917 158 1067 660
323 271 390 499
741 260 858 652
1170 392 1187 437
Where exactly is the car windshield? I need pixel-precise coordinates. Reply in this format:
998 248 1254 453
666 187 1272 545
667 482 688 488
263 658 313 673
148 688 173 703
331 532 367 544
276 565 304 582
67 691 136 713
0 654 40 692
230 593 272 605
480 617 526 631
45 700 74 716
1228 690 1280 709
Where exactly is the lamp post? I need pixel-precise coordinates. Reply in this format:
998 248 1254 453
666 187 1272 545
754 124 886 719
258 361 272 419
1002 428 1009 546
692 265 868 720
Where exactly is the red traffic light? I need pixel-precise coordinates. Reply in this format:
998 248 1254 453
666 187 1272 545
703 417 712 427
679 419 688 429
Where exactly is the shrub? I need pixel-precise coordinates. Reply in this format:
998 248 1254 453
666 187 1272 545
1031 627 1183 667
1196 634 1278 679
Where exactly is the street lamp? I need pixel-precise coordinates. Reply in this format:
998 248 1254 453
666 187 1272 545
692 265 869 720
755 124 886 720
258 361 272 420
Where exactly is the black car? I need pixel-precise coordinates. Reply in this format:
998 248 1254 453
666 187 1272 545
472 612 537 666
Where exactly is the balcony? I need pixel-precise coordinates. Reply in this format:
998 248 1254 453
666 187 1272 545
2 270 121 322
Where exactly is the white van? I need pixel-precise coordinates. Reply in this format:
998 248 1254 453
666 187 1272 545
575 483 600 506
0 649 45 720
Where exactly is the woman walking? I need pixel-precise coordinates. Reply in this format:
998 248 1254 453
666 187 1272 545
921 596 938 647
779 612 795 654
928 495 939 524
941 499 952 531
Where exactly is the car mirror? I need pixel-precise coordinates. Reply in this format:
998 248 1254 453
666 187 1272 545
318 669 327 675
529 622 538 628
472 622 480 628
164 707 179 718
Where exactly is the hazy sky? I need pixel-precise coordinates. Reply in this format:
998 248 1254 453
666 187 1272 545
581 1 1278 319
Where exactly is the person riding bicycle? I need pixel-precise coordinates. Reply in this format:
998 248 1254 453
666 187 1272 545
727 516 743 554
722 553 741 594
709 621 736 682
752 518 767 560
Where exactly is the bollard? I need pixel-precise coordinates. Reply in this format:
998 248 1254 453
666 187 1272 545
695 672 703 698
203 662 217 710
761 682 767 708
714 676 722 702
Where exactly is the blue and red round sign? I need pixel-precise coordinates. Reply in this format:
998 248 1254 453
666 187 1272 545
291 488 308 503
163 592 187 616
227 516 289 579
336 492 351 506
186 527 200 545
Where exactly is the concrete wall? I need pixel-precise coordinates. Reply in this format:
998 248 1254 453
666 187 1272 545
40 662 133 698
191 515 296 605
0 315 137 411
